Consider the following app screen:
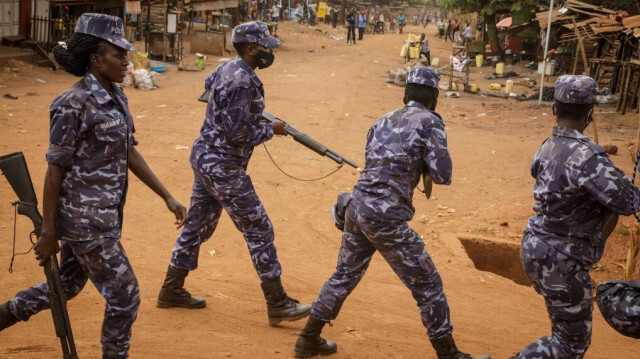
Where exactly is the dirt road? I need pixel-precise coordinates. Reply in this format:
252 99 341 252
0 21 638 358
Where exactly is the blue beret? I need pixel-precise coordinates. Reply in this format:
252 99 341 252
75 13 134 51
554 75 598 104
406 67 440 88
232 21 281 48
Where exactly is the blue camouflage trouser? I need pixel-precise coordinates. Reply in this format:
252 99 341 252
515 232 592 359
7 238 140 359
312 202 453 339
170 164 282 283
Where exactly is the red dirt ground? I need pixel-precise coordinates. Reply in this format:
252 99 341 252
0 21 638 358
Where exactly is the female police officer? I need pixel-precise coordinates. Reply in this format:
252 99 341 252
0 13 186 359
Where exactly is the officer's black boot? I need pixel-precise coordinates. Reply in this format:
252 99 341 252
294 314 337 358
157 266 206 309
0 301 19 331
261 277 311 326
429 334 491 359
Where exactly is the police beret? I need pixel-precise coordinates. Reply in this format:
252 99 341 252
74 13 134 51
232 21 281 49
554 75 598 104
406 67 440 88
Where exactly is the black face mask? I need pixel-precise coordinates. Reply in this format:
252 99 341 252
255 49 274 69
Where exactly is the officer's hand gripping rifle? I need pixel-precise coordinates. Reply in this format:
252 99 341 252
0 152 78 359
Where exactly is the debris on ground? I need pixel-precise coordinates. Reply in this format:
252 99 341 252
603 144 618 155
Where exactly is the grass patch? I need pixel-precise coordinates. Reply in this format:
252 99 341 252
469 225 496 235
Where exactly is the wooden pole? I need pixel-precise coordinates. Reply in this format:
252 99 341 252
572 18 589 75
538 0 555 104
571 41 579 75
621 64 633 115
628 110 640 280
617 65 628 113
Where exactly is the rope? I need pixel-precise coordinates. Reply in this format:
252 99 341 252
262 144 343 181
9 201 34 273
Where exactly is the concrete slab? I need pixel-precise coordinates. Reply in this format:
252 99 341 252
0 46 41 66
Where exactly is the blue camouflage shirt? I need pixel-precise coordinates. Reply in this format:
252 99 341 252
526 126 640 265
46 72 136 241
193 57 274 169
352 101 452 221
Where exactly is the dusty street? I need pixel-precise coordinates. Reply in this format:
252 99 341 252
0 21 638 358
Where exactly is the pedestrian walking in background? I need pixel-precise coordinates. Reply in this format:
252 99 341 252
450 18 459 42
357 10 366 41
444 19 452 42
420 33 431 66
346 8 357 45
397 11 406 34
332 6 339 29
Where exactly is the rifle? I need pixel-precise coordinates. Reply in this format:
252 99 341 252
198 89 359 170
261 111 359 169
0 152 78 359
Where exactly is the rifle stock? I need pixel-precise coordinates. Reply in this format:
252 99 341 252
197 89 359 169
0 152 78 359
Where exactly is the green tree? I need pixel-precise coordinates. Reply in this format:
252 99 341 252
578 0 638 11
438 0 543 54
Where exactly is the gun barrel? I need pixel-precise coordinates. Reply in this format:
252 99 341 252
262 111 359 169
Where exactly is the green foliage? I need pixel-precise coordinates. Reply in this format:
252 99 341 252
577 0 638 11
437 0 546 14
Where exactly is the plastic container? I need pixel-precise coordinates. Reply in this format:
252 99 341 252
400 44 408 58
490 83 501 90
496 62 505 76
476 54 484 68
471 83 478 93
150 65 165 73
431 57 440 66
505 79 514 94
410 46 419 59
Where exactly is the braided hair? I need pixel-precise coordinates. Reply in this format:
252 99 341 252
53 33 104 76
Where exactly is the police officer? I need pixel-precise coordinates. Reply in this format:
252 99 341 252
293 67 490 359
513 75 640 358
0 13 187 359
156 21 312 326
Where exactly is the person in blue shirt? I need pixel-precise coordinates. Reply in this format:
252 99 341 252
357 10 367 41
397 11 406 34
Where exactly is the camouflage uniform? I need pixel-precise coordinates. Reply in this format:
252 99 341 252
169 22 283 283
596 277 640 339
312 67 455 339
5 14 139 359
515 75 640 359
